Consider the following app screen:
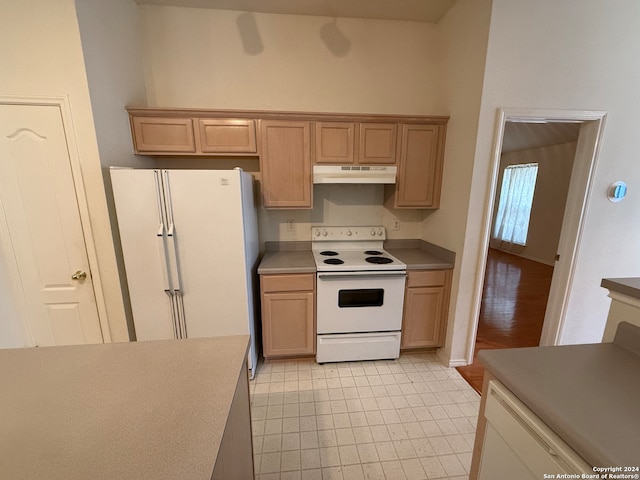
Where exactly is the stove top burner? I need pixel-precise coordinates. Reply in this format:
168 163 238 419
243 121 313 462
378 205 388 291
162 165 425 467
320 251 339 256
324 258 344 265
365 256 393 264
364 250 383 255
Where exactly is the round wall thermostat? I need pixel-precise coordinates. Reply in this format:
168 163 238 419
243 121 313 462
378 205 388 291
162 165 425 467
608 181 628 203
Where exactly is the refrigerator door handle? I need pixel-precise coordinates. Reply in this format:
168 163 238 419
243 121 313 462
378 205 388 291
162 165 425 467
174 290 187 339
166 223 182 292
157 223 172 293
164 289 180 339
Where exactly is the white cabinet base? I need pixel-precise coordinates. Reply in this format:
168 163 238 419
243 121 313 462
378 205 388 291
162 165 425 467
476 380 591 479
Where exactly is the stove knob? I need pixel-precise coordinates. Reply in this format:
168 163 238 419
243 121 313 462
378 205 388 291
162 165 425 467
377 228 383 236
313 229 320 237
370 229 376 236
346 230 352 236
322 229 328 237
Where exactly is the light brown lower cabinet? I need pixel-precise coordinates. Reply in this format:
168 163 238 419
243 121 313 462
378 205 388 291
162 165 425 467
261 273 315 358
401 269 452 349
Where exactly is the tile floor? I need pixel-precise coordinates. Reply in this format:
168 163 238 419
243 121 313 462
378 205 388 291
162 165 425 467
249 352 480 480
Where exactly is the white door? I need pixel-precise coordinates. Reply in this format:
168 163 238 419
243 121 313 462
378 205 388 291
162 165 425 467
165 169 251 338
0 103 103 346
110 169 177 341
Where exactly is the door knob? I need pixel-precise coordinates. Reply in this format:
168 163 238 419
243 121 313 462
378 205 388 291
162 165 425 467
71 270 87 281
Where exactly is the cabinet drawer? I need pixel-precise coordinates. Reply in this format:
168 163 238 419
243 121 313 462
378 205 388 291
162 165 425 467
407 270 446 288
262 273 315 293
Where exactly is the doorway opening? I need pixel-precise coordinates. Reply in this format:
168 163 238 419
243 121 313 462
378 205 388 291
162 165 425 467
457 109 606 392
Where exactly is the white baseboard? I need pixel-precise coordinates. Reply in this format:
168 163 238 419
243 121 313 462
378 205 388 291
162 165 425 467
436 348 470 367
447 359 470 367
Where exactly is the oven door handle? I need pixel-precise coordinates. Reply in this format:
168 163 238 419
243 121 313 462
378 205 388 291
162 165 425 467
318 271 407 279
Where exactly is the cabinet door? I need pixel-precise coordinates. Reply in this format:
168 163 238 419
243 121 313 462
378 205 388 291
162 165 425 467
315 122 356 164
358 123 397 164
395 124 444 208
260 120 312 208
131 117 196 154
262 291 315 357
197 119 257 153
401 286 444 348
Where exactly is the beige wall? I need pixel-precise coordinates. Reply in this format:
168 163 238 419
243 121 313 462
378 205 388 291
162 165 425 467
454 0 640 357
138 5 438 246
0 0 129 342
425 0 492 364
493 142 576 265
75 0 151 339
139 6 445 115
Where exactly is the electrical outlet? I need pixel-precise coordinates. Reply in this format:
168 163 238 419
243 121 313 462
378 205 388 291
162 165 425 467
286 219 296 232
392 219 400 231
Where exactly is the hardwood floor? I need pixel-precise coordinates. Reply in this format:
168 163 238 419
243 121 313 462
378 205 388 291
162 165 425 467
456 248 554 393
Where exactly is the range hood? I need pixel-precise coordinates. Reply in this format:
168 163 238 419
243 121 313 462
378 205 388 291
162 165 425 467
313 165 397 184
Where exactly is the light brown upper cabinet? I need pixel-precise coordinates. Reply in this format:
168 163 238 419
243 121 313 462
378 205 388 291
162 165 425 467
196 119 256 154
315 122 398 165
126 108 448 210
260 120 312 209
358 123 397 164
129 114 256 156
394 124 445 209
131 117 197 154
314 122 356 164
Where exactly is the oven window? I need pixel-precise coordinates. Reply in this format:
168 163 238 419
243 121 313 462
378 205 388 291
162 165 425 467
338 289 384 308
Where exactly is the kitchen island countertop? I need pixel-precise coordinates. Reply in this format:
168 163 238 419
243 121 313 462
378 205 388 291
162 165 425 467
601 276 640 300
0 335 250 480
478 321 640 468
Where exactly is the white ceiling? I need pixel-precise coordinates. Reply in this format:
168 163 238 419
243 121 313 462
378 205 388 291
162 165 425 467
134 0 459 23
502 122 582 153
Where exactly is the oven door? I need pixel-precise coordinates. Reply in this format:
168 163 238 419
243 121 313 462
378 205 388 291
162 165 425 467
316 270 406 334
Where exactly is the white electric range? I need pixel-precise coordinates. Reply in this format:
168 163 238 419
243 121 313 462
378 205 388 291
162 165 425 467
312 226 406 363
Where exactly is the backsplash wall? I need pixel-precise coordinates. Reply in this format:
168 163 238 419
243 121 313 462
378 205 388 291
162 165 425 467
259 184 422 247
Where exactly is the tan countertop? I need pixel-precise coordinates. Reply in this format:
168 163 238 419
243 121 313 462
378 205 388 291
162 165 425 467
257 239 455 274
478 322 640 467
258 250 316 274
386 248 454 270
0 336 249 480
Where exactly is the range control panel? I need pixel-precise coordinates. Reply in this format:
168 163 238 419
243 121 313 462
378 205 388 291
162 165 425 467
311 226 386 241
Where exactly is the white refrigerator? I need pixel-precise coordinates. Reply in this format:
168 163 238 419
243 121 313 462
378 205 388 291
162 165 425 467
110 168 259 377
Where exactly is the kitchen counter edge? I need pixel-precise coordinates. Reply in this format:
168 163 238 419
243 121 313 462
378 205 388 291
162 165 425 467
601 276 640 300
